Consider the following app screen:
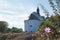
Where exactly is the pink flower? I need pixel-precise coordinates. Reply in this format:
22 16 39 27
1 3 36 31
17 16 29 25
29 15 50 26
44 27 51 33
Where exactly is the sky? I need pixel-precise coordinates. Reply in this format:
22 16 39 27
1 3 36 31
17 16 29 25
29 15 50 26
0 0 53 31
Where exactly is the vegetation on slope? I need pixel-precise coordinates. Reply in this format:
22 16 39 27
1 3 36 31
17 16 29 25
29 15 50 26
37 13 60 40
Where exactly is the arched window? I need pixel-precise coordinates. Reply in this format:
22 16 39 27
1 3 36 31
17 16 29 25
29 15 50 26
30 25 32 27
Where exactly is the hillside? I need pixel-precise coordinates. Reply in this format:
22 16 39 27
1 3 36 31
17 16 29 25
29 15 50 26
37 13 60 40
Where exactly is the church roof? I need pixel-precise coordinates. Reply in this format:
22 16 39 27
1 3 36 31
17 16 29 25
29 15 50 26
29 12 40 20
29 7 45 20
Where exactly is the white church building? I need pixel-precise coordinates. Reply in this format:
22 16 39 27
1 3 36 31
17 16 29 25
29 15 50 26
24 7 45 32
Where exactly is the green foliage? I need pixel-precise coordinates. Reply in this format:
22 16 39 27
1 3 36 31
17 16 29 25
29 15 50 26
48 0 58 14
0 21 23 33
38 13 60 38
11 27 23 33
0 21 8 33
7 28 12 33
39 14 60 30
37 13 60 40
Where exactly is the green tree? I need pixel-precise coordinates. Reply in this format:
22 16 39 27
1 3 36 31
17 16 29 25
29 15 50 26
17 28 23 33
0 21 8 33
7 28 12 33
11 27 23 33
11 27 17 33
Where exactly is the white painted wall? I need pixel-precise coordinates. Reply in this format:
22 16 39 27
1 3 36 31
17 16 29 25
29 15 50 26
24 20 40 32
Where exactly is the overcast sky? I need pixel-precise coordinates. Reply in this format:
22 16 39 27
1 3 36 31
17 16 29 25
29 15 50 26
0 0 53 31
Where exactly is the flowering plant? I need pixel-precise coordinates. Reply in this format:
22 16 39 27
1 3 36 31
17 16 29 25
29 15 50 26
44 27 51 33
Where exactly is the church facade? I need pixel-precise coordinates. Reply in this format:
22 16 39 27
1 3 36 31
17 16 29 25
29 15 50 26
24 7 45 32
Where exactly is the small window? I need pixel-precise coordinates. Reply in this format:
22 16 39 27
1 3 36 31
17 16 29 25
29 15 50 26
25 31 27 32
30 25 32 27
31 31 32 32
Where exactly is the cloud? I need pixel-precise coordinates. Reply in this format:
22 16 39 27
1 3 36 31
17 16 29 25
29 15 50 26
0 0 46 31
0 12 29 31
0 10 20 15
0 0 11 8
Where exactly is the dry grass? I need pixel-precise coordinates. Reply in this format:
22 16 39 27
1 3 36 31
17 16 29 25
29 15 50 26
0 32 60 40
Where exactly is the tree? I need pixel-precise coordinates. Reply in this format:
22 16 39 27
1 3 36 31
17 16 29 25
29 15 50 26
0 21 8 33
11 27 17 33
7 28 12 33
48 0 60 14
37 0 60 40
40 3 49 19
17 28 23 33
11 27 23 33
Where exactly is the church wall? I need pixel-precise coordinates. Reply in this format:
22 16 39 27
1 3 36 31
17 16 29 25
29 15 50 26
24 20 40 32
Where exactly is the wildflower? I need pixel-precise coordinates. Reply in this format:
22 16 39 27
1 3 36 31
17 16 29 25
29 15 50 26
44 27 51 33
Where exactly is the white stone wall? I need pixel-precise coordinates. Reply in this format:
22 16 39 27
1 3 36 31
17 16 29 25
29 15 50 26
24 20 40 32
